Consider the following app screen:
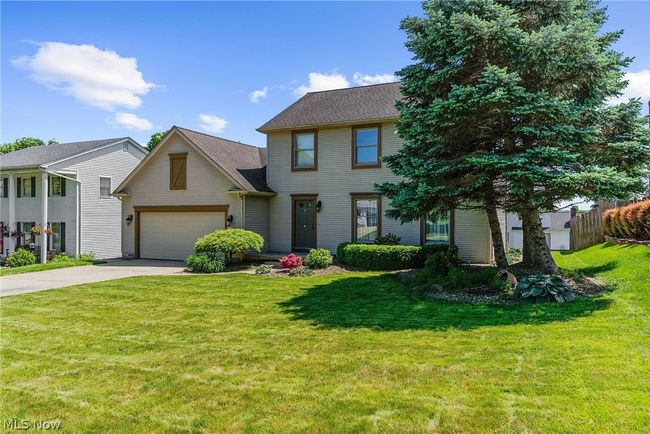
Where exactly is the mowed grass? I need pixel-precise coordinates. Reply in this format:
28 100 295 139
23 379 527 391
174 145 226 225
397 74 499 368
1 244 648 433
0 260 96 276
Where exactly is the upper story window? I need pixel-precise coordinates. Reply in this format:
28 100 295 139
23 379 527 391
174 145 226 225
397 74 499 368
169 152 187 190
99 177 112 198
49 176 66 197
352 194 381 243
292 130 317 171
352 125 381 168
423 211 452 245
17 176 36 198
0 178 7 198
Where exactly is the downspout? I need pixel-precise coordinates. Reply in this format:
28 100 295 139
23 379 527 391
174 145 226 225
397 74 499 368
41 168 81 258
239 193 246 229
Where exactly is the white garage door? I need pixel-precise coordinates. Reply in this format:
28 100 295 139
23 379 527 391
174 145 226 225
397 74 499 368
140 212 225 260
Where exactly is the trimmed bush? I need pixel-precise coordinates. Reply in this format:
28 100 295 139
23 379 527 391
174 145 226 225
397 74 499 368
185 253 225 273
603 199 650 240
288 266 314 277
280 253 303 269
195 229 263 263
7 249 36 268
304 248 333 269
336 243 457 270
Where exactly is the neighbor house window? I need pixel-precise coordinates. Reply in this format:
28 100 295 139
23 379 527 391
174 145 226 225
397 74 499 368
423 211 451 244
99 177 112 198
49 176 66 197
292 131 317 170
169 153 187 190
0 178 7 198
48 222 66 253
352 194 381 242
352 125 380 168
17 176 35 198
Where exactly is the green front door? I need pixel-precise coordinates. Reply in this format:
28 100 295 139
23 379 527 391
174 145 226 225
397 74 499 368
293 198 316 250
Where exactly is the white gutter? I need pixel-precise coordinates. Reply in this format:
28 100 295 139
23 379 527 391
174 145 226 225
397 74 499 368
41 168 82 258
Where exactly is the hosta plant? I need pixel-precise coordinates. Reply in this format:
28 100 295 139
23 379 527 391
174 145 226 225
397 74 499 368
255 264 273 275
515 275 576 303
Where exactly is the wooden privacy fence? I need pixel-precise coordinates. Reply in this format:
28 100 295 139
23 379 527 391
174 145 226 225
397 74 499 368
569 201 615 250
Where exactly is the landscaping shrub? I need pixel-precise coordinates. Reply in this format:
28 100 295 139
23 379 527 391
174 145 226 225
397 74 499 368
515 275 576 303
185 253 225 273
375 233 402 245
506 248 522 264
423 245 461 276
337 243 456 270
77 252 96 262
255 264 273 275
280 253 303 269
304 248 333 269
51 254 73 263
603 199 650 240
195 229 264 263
288 266 314 277
7 249 36 268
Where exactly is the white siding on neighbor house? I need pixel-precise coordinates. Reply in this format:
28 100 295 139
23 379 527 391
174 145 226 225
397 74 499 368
266 123 494 262
244 195 270 248
1 171 78 257
49 141 144 258
120 132 245 257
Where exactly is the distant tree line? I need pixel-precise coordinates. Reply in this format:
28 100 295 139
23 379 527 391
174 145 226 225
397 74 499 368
1 137 58 154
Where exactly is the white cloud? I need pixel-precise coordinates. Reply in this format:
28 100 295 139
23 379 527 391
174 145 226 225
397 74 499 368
198 114 228 134
113 112 153 131
353 72 397 86
12 42 157 111
250 86 268 103
294 72 350 96
608 70 650 105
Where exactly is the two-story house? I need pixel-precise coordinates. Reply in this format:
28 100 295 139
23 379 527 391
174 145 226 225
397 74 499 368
0 137 146 262
116 83 502 263
507 211 571 251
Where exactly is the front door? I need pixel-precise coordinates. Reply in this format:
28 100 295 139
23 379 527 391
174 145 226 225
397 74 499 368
293 198 316 250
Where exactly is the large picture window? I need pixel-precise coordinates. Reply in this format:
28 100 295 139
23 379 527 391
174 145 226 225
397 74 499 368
352 195 381 242
352 126 380 168
292 131 317 170
423 211 451 244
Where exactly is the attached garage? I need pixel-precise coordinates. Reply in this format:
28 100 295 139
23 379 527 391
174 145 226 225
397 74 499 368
135 206 228 260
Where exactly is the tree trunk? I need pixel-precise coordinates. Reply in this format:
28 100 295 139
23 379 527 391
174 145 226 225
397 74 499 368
521 209 559 274
485 203 509 268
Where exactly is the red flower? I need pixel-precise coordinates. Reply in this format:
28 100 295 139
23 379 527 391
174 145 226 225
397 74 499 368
280 253 303 269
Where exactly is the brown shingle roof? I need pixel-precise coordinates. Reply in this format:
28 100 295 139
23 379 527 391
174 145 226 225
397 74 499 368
175 127 272 193
257 82 401 132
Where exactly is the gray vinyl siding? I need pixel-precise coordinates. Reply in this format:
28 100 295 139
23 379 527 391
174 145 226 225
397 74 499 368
120 132 245 257
244 195 270 248
48 141 144 258
266 122 493 262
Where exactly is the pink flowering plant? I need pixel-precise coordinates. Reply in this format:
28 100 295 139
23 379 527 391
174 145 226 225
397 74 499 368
279 253 303 269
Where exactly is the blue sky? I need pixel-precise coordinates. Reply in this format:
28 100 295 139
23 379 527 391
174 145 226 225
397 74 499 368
2 1 649 148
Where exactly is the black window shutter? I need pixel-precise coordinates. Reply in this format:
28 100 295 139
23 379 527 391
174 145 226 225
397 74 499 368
2 178 7 198
47 222 51 250
31 177 36 197
61 177 66 196
30 222 36 243
48 176 51 197
60 222 66 253
17 178 21 198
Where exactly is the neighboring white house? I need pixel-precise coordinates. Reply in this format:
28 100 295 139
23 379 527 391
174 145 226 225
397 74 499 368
507 211 572 251
0 138 146 262
115 83 505 263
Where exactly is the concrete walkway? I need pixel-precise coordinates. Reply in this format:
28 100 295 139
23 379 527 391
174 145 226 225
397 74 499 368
0 259 187 297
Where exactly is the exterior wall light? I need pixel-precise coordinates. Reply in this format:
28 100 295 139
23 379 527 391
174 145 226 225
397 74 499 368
126 214 133 225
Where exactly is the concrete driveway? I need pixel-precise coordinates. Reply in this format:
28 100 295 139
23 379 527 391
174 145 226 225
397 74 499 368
0 259 187 297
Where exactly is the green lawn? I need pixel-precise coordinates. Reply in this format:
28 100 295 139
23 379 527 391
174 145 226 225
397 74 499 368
0 260 97 276
1 243 648 433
